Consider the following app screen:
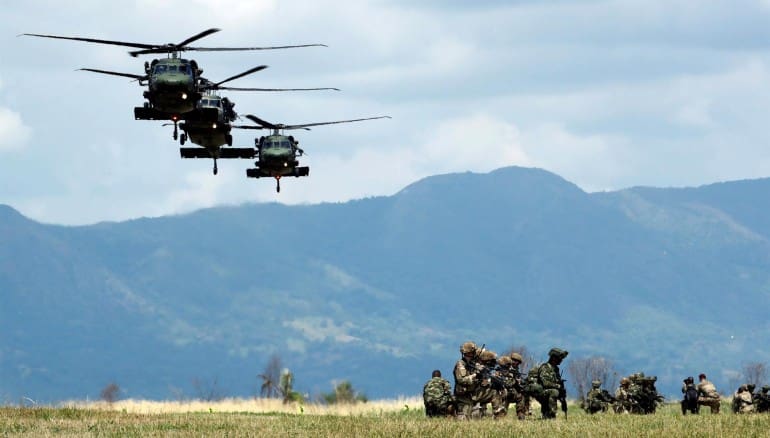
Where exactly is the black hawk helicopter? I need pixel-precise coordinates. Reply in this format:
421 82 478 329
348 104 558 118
234 114 391 192
22 29 325 128
175 77 339 175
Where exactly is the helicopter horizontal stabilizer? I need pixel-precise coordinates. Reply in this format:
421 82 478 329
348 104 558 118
134 107 170 121
246 166 309 178
180 148 255 159
219 148 256 159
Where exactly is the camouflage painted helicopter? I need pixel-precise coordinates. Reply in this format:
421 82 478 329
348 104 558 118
175 81 339 175
235 114 391 192
22 29 325 129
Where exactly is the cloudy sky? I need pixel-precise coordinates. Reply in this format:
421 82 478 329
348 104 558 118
2 1 770 225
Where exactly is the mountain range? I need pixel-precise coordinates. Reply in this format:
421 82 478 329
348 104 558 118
2 166 770 402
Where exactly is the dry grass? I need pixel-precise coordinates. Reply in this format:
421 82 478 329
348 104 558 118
3 400 770 437
64 395 424 416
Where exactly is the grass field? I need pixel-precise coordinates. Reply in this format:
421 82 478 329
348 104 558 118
3 398 770 437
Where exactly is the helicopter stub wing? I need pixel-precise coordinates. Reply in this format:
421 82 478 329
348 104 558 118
180 148 255 159
181 107 219 122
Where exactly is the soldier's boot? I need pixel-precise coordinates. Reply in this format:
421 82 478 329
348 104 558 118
493 408 507 419
471 403 484 419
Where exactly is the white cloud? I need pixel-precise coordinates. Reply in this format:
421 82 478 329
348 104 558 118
0 108 31 151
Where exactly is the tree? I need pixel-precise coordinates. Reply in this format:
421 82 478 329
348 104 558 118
258 354 282 398
742 362 768 388
321 380 367 404
567 356 617 401
192 376 225 401
100 382 120 404
279 368 304 404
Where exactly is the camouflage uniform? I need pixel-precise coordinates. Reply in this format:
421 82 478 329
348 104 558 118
453 342 483 420
732 385 754 414
423 375 453 417
475 350 504 418
755 386 770 413
696 376 720 414
614 378 632 413
584 380 613 414
533 348 568 419
501 353 528 420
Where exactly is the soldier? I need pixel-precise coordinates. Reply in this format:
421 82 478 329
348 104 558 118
696 373 720 414
681 376 699 415
475 350 504 418
584 380 615 414
509 352 529 420
732 384 754 414
453 341 481 420
423 369 454 417
614 377 632 413
755 385 770 413
531 347 568 419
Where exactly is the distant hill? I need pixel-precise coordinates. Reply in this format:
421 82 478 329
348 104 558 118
2 166 770 402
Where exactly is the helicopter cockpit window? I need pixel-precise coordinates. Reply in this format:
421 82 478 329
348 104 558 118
281 140 292 148
153 65 168 74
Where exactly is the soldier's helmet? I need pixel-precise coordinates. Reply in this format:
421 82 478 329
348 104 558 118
684 376 694 384
762 385 770 393
592 380 601 388
498 356 513 367
509 352 524 363
739 384 748 392
548 348 568 359
747 384 756 392
460 341 477 354
620 377 630 386
480 350 497 362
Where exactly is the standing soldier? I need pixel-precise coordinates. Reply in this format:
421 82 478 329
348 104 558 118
453 341 481 420
614 377 632 413
696 373 720 414
532 348 568 419
423 370 454 417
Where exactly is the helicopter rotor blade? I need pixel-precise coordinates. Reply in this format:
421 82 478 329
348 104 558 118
213 65 269 87
184 43 327 52
231 125 264 130
79 68 147 80
21 33 156 49
217 86 340 92
282 116 392 130
245 115 278 130
177 28 221 48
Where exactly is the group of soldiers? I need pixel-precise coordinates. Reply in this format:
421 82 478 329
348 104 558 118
422 341 568 420
731 383 770 414
583 373 664 415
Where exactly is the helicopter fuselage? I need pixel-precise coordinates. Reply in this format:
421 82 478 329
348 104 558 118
141 57 200 116
254 134 303 176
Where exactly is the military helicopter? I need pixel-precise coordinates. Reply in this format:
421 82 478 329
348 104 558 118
22 29 325 125
175 81 339 174
235 114 391 192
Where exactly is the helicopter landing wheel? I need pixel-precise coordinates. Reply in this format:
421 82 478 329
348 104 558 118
180 133 186 145
275 176 281 193
213 159 218 175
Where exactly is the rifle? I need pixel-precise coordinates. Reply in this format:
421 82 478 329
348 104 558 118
558 372 568 419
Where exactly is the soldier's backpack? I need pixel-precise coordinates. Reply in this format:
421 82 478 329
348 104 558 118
523 364 544 397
